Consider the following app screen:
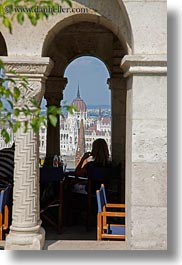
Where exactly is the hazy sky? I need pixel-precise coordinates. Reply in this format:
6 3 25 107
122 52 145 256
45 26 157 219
63 56 111 106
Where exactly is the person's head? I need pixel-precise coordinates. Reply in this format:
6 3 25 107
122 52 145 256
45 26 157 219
91 138 109 166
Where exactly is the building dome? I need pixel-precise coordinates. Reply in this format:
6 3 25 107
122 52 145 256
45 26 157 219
72 86 87 112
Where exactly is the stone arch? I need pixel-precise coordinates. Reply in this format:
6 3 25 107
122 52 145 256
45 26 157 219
42 14 127 204
116 0 134 51
42 0 133 57
42 19 127 78
3 0 167 250
64 54 111 77
0 32 8 56
62 55 112 158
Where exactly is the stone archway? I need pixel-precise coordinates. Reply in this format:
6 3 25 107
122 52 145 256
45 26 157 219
0 32 7 56
3 7 131 249
2 0 167 250
42 19 127 204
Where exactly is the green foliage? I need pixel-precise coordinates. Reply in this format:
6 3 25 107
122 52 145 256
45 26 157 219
0 0 72 33
0 0 74 144
0 58 76 143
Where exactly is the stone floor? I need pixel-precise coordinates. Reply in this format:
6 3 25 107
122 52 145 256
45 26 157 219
43 224 127 250
0 240 5 250
44 224 97 241
0 226 127 250
43 224 97 250
44 239 127 250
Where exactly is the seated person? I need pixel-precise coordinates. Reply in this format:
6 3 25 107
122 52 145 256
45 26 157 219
0 142 15 186
73 138 113 194
0 143 14 226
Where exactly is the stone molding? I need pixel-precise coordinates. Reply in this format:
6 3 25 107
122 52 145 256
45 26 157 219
1 57 54 108
120 55 167 77
1 56 54 77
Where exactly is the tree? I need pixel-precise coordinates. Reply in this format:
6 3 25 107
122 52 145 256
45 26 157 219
0 0 72 33
0 0 76 143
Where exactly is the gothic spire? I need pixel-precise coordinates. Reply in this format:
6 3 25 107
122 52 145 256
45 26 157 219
98 108 102 121
75 119 85 167
77 84 80 98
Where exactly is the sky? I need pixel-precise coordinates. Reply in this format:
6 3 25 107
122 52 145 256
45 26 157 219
2 56 111 110
62 56 110 106
1 1 182 263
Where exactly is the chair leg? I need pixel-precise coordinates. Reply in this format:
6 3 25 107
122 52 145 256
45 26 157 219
0 213 3 240
58 181 64 234
97 213 101 240
3 205 9 230
86 179 92 231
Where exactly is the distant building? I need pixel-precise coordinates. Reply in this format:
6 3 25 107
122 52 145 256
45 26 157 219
59 86 111 160
0 113 14 150
39 125 47 158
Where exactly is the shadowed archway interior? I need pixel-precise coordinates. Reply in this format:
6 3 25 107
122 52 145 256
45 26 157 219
41 20 127 240
0 32 8 56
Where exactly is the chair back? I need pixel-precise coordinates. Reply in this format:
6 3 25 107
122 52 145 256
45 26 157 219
0 184 12 240
0 185 12 213
96 183 126 240
100 184 107 205
96 187 106 213
86 166 112 230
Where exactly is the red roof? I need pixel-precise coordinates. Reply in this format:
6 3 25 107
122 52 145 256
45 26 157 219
102 116 111 124
72 85 87 112
72 98 87 112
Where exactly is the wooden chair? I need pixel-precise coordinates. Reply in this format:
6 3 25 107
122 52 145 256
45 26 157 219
0 184 12 240
86 164 122 230
96 184 126 240
87 166 111 230
40 167 65 234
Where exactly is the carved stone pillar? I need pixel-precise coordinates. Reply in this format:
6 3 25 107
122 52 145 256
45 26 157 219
2 57 53 250
44 77 67 166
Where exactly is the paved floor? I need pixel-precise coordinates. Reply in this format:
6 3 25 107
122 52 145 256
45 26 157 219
0 240 5 250
43 225 127 250
44 240 127 250
1 227 127 250
44 224 97 241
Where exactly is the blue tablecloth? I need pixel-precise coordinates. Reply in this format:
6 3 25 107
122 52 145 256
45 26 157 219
40 167 64 182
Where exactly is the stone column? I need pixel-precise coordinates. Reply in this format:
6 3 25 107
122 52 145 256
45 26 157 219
121 55 167 250
107 77 126 203
107 77 126 165
2 57 53 250
44 77 67 166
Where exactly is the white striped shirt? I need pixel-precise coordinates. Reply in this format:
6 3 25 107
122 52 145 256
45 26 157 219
0 144 14 184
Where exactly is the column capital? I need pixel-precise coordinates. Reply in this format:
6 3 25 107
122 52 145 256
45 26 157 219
120 54 167 78
46 77 68 91
1 56 54 78
107 77 126 90
1 56 54 108
45 77 68 106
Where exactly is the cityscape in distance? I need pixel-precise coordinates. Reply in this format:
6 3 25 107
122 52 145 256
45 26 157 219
39 89 111 168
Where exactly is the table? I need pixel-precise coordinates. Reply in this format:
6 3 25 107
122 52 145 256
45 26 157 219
40 167 65 234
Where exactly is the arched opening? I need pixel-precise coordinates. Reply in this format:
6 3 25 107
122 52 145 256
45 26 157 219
62 56 111 168
41 17 127 241
0 32 8 56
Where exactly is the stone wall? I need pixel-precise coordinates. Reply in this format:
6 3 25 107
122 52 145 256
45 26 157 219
0 0 167 250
